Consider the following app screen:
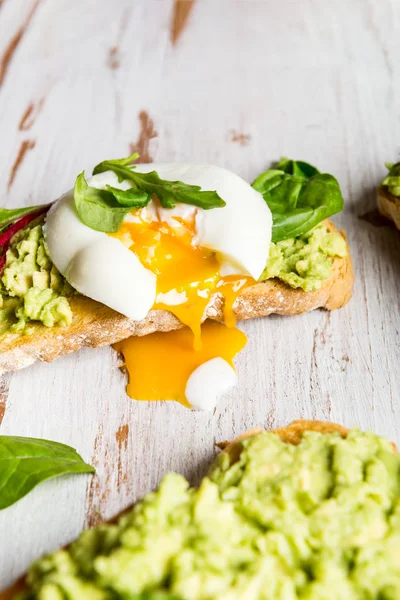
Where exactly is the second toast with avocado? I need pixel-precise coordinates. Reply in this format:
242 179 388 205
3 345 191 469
4 419 399 599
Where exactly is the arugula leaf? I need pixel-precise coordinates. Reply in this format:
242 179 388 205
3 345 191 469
0 436 94 509
382 161 400 197
74 172 136 233
106 185 150 207
253 159 344 242
93 153 226 211
94 151 140 182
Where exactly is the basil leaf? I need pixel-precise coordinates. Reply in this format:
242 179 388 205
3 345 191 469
253 160 344 242
74 172 133 233
276 157 320 179
0 436 94 509
93 154 226 211
106 185 151 207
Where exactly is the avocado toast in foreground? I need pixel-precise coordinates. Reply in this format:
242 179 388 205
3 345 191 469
3 420 399 599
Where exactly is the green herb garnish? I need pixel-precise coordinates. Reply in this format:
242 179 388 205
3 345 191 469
74 152 226 232
0 205 50 233
0 436 94 509
93 152 226 210
74 172 149 233
252 158 344 242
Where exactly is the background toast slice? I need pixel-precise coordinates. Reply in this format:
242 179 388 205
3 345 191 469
377 186 400 230
0 419 359 598
0 221 353 374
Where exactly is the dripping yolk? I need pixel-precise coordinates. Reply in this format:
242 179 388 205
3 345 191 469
112 214 254 348
112 210 252 407
114 320 247 407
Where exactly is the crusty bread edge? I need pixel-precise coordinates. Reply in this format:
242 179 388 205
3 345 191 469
0 221 353 375
1 418 359 598
377 186 400 231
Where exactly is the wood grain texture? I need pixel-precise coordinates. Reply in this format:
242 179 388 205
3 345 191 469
0 0 400 589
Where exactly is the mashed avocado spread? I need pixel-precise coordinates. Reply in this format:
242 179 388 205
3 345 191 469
0 222 72 333
261 224 347 291
23 429 400 599
0 221 346 334
382 162 400 197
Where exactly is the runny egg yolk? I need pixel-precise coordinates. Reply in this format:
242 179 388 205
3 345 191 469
112 214 254 349
114 321 247 407
111 211 253 407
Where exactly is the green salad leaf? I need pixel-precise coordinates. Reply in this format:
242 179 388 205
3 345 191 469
252 158 344 242
74 152 226 232
382 161 400 197
0 205 49 233
93 152 226 210
106 185 150 207
276 157 320 179
0 436 94 509
74 172 143 233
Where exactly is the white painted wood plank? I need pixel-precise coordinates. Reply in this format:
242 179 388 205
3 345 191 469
0 0 399 588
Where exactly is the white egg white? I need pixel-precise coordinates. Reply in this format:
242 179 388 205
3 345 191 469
45 164 272 320
44 192 157 320
134 163 272 280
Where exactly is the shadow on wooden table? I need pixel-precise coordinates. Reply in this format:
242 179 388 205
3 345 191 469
354 185 400 278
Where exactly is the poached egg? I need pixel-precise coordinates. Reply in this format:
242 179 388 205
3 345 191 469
45 163 272 410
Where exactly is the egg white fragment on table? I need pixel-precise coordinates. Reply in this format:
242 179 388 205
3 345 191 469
185 357 238 411
44 164 272 320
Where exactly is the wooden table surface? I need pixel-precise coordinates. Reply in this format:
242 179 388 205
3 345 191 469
0 0 399 588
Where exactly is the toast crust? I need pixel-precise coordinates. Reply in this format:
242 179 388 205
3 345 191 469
377 186 400 230
0 419 358 597
0 221 353 374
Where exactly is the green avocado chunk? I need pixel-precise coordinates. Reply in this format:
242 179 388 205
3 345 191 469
382 161 400 197
261 223 347 291
23 429 400 600
0 223 73 332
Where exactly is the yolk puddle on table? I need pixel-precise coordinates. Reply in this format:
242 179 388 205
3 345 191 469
111 211 253 406
113 320 247 407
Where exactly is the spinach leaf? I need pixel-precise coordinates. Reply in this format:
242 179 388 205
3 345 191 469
93 153 226 211
276 157 320 179
0 436 94 509
74 172 136 233
253 159 344 242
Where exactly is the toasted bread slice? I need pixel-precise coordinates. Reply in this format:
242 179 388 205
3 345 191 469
0 419 359 597
377 186 400 230
0 221 353 375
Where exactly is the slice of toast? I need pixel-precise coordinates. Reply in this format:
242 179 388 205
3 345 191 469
0 220 353 374
377 186 400 230
0 419 358 598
